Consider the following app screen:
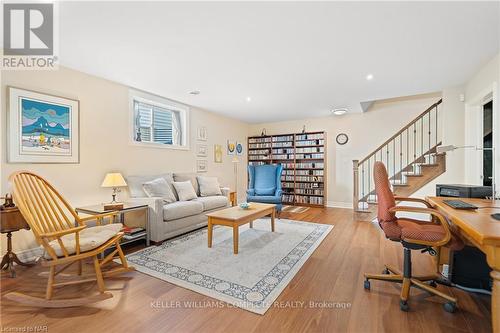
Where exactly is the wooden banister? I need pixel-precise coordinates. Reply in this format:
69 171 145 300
359 99 442 164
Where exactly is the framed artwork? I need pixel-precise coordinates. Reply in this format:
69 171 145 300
236 141 243 156
197 160 208 173
214 144 223 163
197 126 207 141
196 144 208 157
227 140 236 155
8 87 80 163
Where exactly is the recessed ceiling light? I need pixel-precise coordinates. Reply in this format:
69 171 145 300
246 97 252 102
189 90 200 95
332 108 348 116
366 74 374 81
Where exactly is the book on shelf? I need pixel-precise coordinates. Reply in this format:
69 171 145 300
123 231 147 240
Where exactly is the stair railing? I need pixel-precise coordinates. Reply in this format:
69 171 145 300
353 99 442 211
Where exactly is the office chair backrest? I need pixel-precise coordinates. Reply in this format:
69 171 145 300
373 162 396 223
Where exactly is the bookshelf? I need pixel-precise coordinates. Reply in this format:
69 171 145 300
248 131 326 207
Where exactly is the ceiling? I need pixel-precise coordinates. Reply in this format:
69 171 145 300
59 2 499 123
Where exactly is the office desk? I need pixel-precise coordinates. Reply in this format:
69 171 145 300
426 196 500 333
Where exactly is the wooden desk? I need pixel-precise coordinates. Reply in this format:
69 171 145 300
427 196 500 333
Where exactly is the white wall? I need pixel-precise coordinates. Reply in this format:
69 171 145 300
0 67 248 253
412 54 499 198
463 54 500 188
248 93 442 207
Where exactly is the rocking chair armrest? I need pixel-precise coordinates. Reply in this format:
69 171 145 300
39 225 87 239
78 211 120 225
393 196 432 208
388 206 452 247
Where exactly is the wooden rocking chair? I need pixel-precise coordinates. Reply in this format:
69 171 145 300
5 171 134 308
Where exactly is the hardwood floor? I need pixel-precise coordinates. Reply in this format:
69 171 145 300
0 208 492 333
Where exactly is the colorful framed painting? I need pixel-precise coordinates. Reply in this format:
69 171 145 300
214 144 223 163
227 140 236 155
236 141 243 156
8 87 80 163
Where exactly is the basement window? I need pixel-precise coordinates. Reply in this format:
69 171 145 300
130 90 189 149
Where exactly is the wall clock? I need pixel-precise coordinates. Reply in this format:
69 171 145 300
336 133 349 145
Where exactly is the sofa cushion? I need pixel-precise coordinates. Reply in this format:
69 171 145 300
163 201 204 221
44 223 122 258
174 173 200 195
142 178 177 203
127 173 175 198
172 181 198 201
194 196 228 211
247 195 281 204
197 176 222 197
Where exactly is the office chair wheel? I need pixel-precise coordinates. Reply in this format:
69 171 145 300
428 280 437 288
399 300 410 312
443 302 456 313
382 268 390 274
364 280 371 290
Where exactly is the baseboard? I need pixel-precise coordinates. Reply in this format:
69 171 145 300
326 201 352 209
15 246 44 263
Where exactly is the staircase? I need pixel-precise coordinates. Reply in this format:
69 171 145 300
352 99 445 215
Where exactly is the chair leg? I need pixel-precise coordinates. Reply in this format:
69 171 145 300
116 241 128 268
77 260 83 276
93 256 105 293
45 265 55 300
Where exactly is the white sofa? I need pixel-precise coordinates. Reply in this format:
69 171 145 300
127 172 229 243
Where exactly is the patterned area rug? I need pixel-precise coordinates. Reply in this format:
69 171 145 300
282 206 310 213
125 218 332 314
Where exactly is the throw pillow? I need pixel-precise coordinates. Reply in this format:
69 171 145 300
255 187 276 196
172 181 198 201
197 176 222 197
142 178 177 203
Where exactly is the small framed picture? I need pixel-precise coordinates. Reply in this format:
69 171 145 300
197 160 208 173
197 126 207 141
227 140 236 155
196 144 208 157
236 142 243 156
214 144 223 163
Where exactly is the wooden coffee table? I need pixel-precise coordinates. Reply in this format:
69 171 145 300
206 203 276 254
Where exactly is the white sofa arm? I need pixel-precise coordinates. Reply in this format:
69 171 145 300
128 197 164 243
220 187 230 197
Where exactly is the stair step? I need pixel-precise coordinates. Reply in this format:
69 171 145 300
413 163 438 167
405 173 423 177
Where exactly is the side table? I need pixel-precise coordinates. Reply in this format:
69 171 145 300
75 203 150 247
229 191 237 207
0 207 35 277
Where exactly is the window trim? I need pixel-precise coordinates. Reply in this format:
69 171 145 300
129 89 190 150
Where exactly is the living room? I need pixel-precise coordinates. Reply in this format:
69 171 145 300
0 2 499 333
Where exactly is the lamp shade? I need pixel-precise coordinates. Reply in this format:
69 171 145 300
101 173 127 188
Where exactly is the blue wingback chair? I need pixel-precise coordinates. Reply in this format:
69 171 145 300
247 164 284 213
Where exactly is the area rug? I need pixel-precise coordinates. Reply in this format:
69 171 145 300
125 218 332 314
282 205 310 213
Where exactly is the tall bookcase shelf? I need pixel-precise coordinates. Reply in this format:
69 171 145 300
247 131 327 207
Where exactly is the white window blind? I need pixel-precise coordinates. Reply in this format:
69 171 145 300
134 100 174 144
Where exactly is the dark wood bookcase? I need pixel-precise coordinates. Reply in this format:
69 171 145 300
247 131 327 207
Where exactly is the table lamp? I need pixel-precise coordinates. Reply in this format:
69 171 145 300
101 172 127 209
